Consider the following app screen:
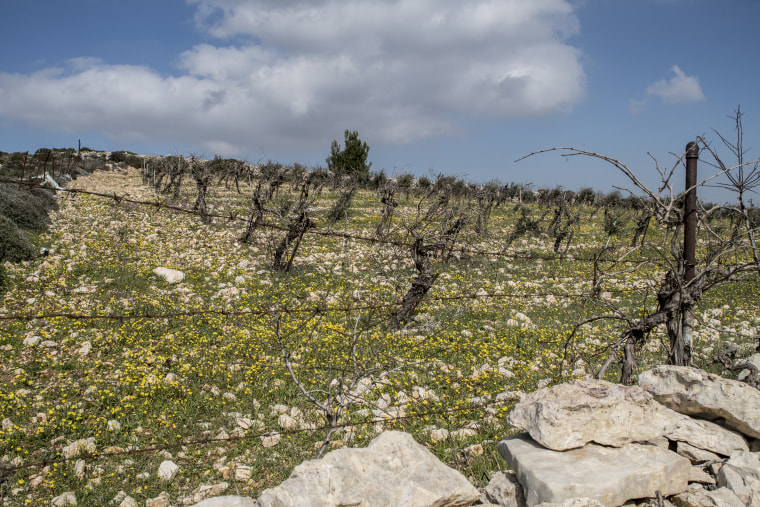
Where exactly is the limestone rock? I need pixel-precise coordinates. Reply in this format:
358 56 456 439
147 492 171 507
506 379 677 451
716 451 760 505
51 492 77 506
256 431 480 507
639 366 760 439
665 415 748 457
688 466 716 485
181 483 229 506
62 437 96 459
153 267 185 284
157 460 180 482
191 497 256 507
671 484 744 507
535 500 604 507
480 471 526 507
497 433 690 507
675 442 721 465
119 497 138 507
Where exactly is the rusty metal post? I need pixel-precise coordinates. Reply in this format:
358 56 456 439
684 142 699 282
677 141 699 366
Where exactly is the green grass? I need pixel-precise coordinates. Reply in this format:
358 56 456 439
0 167 757 504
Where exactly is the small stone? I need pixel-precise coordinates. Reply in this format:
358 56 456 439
430 428 449 442
119 497 138 507
74 459 86 480
153 267 184 284
235 465 252 481
261 432 281 448
77 341 91 356
23 335 40 347
157 460 179 482
146 491 171 507
62 438 96 459
107 419 121 432
51 491 77 506
464 444 484 457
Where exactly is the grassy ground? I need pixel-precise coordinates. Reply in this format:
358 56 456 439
1 167 758 505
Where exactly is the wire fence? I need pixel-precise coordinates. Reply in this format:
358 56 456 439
0 169 756 484
0 397 512 476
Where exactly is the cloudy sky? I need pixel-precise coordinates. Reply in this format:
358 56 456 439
1 0 759 201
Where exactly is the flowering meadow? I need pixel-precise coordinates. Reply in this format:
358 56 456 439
1 165 759 505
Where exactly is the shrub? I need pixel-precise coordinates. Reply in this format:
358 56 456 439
0 214 35 262
0 185 53 230
110 151 143 168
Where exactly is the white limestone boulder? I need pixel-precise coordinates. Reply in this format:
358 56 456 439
497 433 690 507
639 366 760 439
255 431 480 507
505 379 679 451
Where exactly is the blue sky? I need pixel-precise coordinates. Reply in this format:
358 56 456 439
1 0 759 202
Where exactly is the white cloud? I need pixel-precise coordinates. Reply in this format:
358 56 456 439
0 0 586 157
646 65 705 104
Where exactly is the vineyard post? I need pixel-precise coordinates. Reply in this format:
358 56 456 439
672 141 698 366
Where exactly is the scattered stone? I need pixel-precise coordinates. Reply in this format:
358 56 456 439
506 379 678 451
158 460 180 482
464 444 484 457
190 496 256 507
107 419 121 432
180 483 229 506
256 431 480 507
153 267 185 284
74 459 86 480
119 497 139 507
260 432 281 448
671 483 744 507
430 428 450 442
497 433 689 506
234 465 252 481
639 366 760 439
22 335 40 347
480 470 525 507
535 499 604 507
62 437 96 459
77 341 91 356
51 491 77 506
146 491 171 507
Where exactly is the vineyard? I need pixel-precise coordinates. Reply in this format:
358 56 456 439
1 147 759 505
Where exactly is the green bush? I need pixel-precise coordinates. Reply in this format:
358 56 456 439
110 151 142 168
0 184 53 230
0 214 36 262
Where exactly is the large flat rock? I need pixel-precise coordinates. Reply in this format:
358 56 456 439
497 433 690 507
255 431 480 507
639 366 760 439
505 379 678 451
